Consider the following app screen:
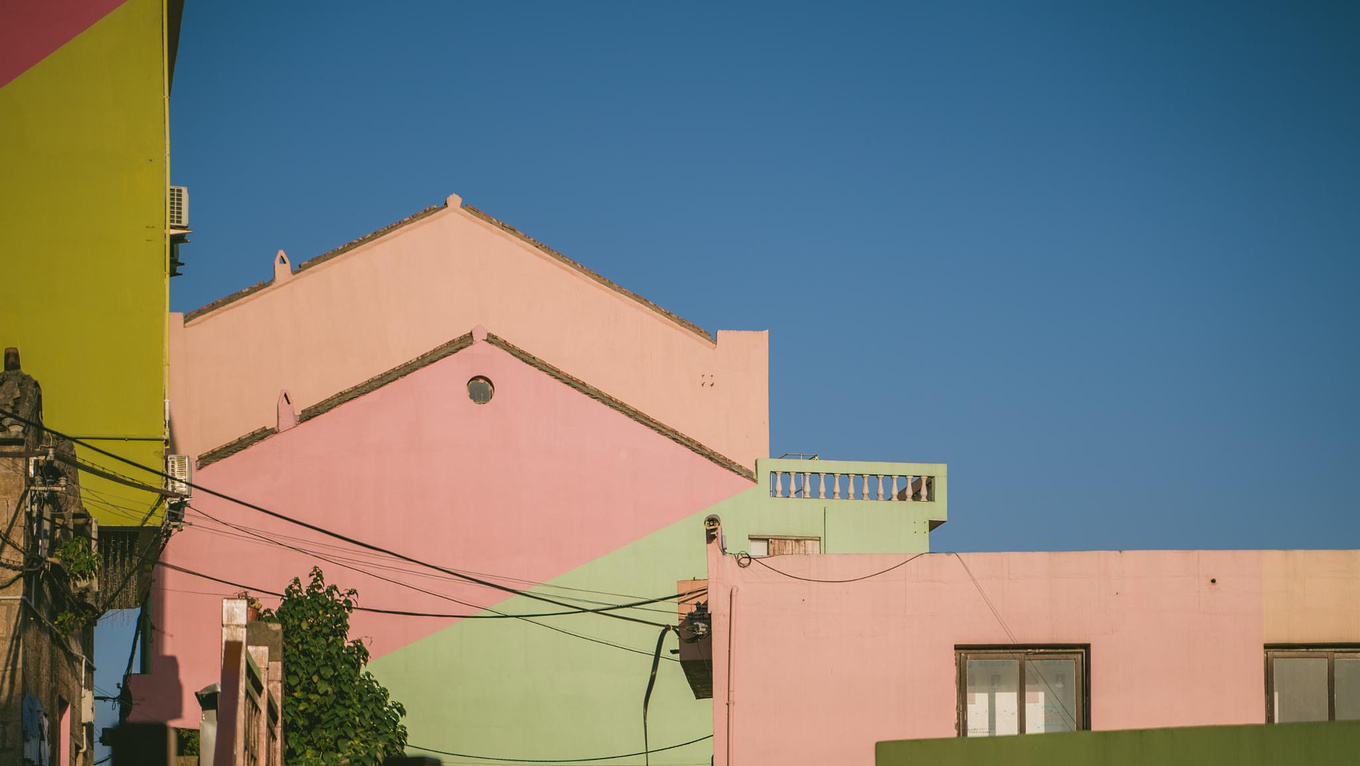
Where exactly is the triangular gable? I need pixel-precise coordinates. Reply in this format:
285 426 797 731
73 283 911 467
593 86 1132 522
141 331 754 725
170 195 769 472
183 199 709 341
197 331 751 480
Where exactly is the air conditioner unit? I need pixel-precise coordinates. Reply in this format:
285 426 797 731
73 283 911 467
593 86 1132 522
169 186 189 229
166 454 192 498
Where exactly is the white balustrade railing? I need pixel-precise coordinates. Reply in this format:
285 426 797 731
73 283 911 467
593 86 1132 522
762 460 939 503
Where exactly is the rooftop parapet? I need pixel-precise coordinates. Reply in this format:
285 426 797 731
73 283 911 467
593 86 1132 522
759 457 947 528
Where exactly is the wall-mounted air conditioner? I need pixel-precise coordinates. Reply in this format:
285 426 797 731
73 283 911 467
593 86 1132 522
166 454 192 498
169 186 189 229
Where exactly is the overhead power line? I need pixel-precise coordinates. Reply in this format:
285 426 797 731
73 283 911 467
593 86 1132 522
0 407 673 628
158 560 701 622
950 551 1079 730
744 551 928 582
407 733 713 763
159 561 685 661
182 506 692 618
177 502 689 623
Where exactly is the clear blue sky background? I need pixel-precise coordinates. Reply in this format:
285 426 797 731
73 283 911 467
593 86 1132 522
167 1 1358 552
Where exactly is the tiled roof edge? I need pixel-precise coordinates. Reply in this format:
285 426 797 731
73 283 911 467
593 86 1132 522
181 200 715 348
182 203 447 322
485 333 754 481
462 205 715 343
295 203 445 273
197 426 277 469
193 331 753 482
297 333 476 423
183 279 272 322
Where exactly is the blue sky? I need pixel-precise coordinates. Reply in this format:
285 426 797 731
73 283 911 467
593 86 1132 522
167 1 1358 552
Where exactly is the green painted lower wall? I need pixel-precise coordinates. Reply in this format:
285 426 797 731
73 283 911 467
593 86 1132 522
370 502 721 764
370 480 939 762
876 722 1360 766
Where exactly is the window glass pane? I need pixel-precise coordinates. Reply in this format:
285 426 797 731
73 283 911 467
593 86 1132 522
966 658 1019 736
748 538 768 557
1336 657 1360 721
1026 658 1079 733
1274 657 1329 722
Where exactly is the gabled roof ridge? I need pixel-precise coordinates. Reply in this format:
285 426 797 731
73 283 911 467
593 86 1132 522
195 332 754 481
196 426 276 469
484 332 750 479
181 200 714 345
183 203 446 322
297 333 475 423
460 205 712 342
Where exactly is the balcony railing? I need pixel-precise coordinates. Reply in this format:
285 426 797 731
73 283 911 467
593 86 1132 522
759 458 945 503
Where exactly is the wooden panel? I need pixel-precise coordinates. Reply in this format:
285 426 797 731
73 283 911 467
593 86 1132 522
769 537 821 555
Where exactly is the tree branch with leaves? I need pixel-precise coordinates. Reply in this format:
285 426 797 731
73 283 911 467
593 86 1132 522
260 567 408 765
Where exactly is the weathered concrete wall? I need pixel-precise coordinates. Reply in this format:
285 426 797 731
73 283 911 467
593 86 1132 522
706 535 1360 766
168 197 769 471
0 371 98 765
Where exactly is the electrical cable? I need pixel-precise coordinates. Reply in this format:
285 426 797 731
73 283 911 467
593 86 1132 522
407 734 713 763
158 561 686 662
159 560 699 621
183 504 699 621
0 407 673 628
640 627 673 766
2 410 709 667
746 551 927 582
117 600 147 720
179 511 689 617
185 527 689 618
951 551 1079 730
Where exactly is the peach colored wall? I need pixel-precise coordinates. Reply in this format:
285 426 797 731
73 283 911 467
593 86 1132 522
131 338 752 726
706 540 1360 766
1263 550 1360 644
167 196 768 470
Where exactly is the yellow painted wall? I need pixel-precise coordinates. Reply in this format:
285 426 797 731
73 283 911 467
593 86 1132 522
0 0 170 525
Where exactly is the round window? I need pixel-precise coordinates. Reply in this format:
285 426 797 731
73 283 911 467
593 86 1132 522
467 376 494 404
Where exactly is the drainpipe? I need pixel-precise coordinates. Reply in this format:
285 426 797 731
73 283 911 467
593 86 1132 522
726 586 737 766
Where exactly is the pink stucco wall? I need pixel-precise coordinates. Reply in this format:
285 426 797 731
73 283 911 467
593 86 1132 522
130 337 752 726
705 530 1360 766
167 196 768 470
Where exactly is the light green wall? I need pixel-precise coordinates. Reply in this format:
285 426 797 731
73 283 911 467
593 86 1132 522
876 721 1360 766
371 503 719 764
0 0 169 525
726 459 948 554
373 460 946 762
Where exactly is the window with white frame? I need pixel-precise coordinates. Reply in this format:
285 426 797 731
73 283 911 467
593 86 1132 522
748 536 820 557
956 646 1089 737
1266 646 1360 722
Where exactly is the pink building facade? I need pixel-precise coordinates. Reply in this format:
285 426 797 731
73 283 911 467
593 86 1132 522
167 194 768 471
702 517 1360 766
135 197 781 760
133 329 753 731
